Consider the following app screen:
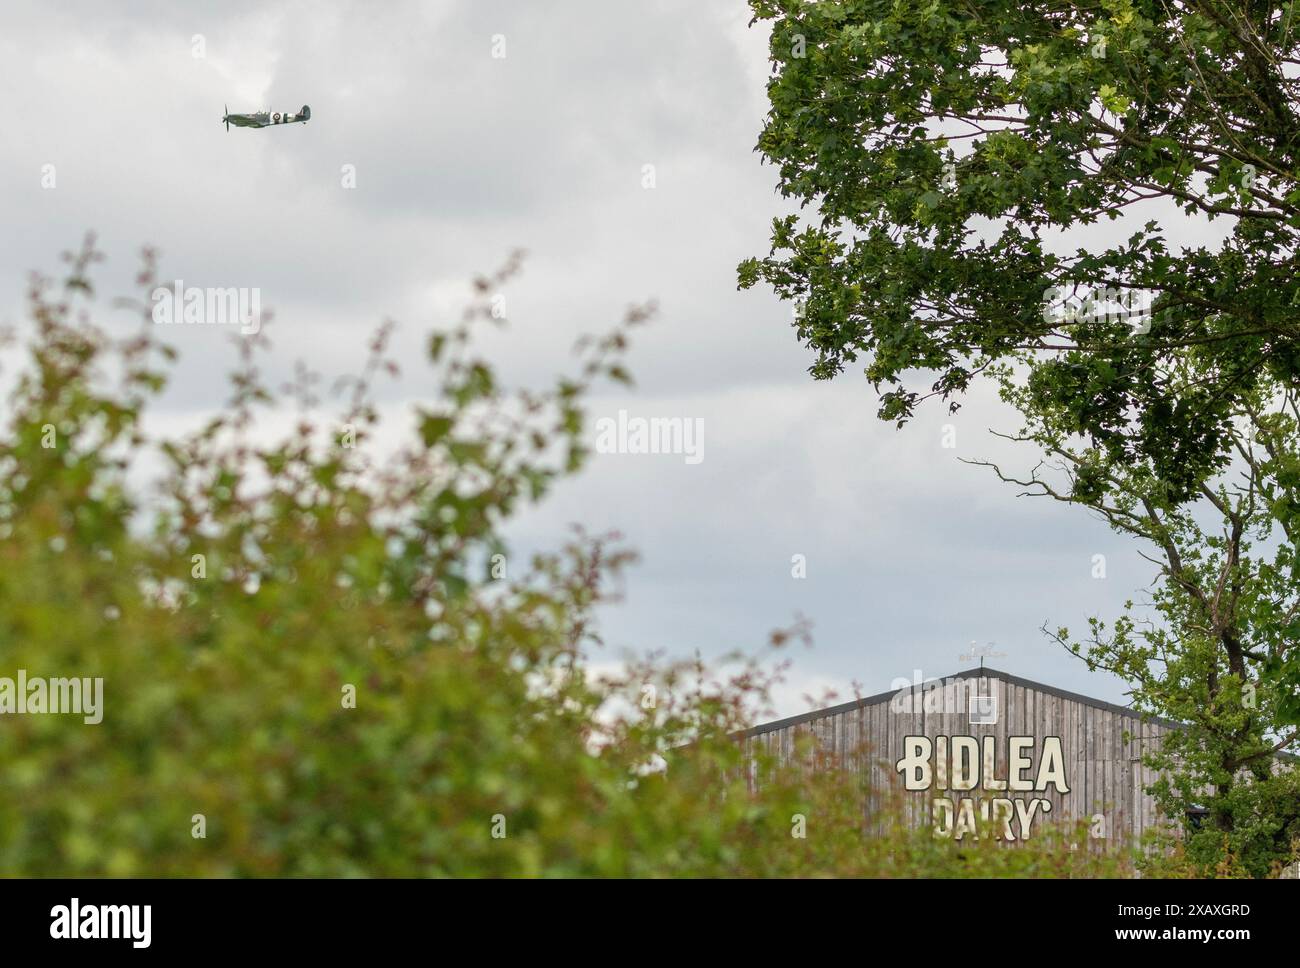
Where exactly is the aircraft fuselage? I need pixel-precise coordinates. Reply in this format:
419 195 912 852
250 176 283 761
223 106 310 129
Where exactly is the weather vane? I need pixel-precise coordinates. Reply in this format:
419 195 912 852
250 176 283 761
959 640 1007 668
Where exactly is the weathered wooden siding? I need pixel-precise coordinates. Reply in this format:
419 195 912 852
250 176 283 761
739 669 1177 846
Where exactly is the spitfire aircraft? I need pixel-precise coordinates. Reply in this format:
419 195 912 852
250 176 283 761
222 104 311 131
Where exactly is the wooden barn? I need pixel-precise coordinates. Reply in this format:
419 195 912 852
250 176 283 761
739 667 1179 845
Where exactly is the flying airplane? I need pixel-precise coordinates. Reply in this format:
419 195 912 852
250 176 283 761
222 104 311 131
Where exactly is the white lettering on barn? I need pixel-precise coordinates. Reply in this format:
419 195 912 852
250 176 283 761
894 735 1069 840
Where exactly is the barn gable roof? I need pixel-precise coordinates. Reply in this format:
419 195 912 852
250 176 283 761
740 666 1177 739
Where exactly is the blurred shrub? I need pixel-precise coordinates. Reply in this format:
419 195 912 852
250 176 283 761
0 238 1137 877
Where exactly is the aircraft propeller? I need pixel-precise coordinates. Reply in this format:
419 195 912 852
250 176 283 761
223 104 229 132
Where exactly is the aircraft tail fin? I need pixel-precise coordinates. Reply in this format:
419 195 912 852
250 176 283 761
300 105 311 121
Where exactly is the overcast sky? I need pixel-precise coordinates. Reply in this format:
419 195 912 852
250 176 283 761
0 0 1158 715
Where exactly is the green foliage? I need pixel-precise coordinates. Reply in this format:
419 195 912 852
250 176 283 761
742 3 1300 496
1003 358 1300 876
0 239 1137 877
